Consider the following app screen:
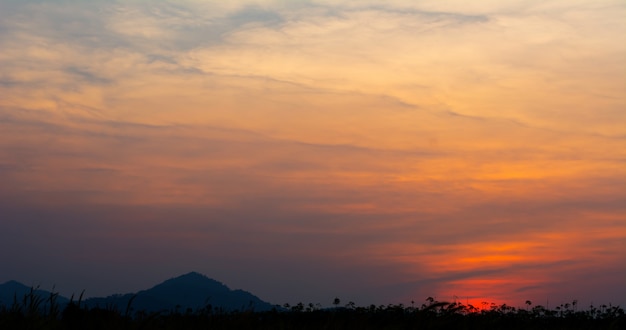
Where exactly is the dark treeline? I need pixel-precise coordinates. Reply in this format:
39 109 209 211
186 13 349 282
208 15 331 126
1 289 624 330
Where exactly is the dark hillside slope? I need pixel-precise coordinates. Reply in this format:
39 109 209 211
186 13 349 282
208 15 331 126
83 272 274 313
0 280 70 310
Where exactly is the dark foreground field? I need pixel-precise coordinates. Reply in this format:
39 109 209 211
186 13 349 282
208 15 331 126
1 293 624 330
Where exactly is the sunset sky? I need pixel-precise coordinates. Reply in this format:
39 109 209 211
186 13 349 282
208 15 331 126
1 0 625 308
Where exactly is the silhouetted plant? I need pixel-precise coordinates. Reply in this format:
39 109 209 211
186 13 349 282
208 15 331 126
1 290 625 329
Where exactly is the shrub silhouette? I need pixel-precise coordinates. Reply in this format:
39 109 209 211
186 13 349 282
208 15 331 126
1 289 625 329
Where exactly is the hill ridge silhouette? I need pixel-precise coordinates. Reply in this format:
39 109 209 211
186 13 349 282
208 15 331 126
0 272 274 312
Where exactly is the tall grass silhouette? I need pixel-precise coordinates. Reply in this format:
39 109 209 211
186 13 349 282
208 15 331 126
1 288 624 329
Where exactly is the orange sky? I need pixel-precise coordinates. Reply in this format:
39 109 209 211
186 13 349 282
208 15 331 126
1 0 625 307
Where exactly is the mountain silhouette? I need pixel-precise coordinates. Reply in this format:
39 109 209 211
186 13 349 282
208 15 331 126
0 272 275 313
0 280 70 310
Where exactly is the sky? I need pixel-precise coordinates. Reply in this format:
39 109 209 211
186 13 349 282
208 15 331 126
0 0 625 309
